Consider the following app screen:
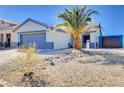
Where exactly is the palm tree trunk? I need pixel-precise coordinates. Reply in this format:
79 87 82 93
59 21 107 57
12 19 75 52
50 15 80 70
73 36 82 50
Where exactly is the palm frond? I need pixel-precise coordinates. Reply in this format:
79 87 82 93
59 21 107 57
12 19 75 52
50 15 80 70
56 6 99 36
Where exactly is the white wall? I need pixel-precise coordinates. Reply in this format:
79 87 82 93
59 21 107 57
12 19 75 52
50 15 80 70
96 29 101 44
123 35 124 48
15 20 47 33
11 31 18 42
89 28 102 48
46 30 70 49
90 32 96 42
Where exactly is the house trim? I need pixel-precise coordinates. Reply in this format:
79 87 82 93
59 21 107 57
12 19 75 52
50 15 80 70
17 30 48 34
13 18 50 32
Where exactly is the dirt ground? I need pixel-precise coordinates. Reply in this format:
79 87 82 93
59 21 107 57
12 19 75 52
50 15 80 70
0 48 124 87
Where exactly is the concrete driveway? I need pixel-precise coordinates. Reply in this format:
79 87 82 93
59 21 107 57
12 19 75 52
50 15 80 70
0 49 18 64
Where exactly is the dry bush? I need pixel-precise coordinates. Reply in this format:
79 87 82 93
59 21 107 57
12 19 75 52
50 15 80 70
13 47 44 75
0 47 45 86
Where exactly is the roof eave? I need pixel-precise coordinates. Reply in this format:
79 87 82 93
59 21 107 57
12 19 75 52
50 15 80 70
13 18 51 32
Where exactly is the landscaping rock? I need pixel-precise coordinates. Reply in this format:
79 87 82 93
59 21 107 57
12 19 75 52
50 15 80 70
31 77 47 87
50 62 55 66
43 49 111 64
18 73 48 87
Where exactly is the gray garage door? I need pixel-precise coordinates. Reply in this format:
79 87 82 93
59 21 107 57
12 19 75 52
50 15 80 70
20 33 46 49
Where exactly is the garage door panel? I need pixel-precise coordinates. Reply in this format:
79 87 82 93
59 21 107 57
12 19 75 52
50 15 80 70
20 33 46 49
21 34 46 42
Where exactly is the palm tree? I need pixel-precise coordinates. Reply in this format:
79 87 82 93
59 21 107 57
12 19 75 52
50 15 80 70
56 6 99 50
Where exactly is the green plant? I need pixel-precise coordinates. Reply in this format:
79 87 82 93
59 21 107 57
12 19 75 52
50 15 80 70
56 6 99 50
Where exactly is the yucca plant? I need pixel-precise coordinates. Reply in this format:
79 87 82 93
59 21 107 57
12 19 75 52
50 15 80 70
56 6 99 50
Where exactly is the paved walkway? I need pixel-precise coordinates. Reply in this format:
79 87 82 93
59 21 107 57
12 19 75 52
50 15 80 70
0 49 18 64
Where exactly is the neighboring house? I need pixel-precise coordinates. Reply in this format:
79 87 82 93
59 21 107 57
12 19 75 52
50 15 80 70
82 22 104 48
0 19 18 48
84 22 124 48
69 22 105 48
12 18 70 49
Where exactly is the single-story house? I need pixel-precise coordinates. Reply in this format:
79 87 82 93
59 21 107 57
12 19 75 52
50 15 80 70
69 22 105 48
12 18 70 49
82 22 104 48
0 19 18 48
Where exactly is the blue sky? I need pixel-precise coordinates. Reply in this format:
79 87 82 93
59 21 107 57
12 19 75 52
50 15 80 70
0 5 124 35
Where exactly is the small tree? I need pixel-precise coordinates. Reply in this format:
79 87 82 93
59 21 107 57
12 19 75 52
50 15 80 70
56 6 99 50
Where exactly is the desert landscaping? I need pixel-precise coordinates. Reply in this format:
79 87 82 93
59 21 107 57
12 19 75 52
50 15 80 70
0 6 124 87
0 48 124 87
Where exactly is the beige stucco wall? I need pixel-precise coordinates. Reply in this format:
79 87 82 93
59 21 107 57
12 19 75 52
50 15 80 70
11 31 18 47
0 30 11 42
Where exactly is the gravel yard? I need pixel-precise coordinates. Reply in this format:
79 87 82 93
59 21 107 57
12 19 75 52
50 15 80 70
0 48 124 87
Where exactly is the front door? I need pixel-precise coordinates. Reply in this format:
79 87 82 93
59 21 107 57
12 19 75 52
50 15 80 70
82 35 90 48
6 34 11 47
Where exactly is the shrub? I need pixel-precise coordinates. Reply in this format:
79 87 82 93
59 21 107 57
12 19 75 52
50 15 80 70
14 47 44 75
27 47 36 59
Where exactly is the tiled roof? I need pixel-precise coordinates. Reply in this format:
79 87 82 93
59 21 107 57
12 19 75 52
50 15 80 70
0 19 18 31
87 22 100 32
0 19 17 25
